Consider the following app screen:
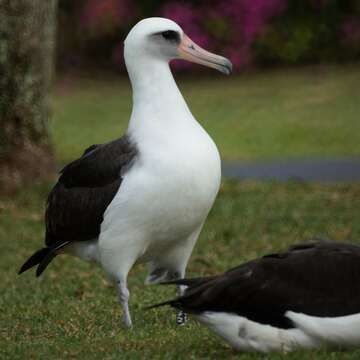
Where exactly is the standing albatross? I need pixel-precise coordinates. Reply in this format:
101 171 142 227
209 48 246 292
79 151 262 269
18 17 232 328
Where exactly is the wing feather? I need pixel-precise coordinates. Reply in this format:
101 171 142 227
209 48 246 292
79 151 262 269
166 241 360 328
45 135 137 246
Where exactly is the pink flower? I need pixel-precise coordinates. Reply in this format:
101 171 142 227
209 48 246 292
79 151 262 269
215 0 286 68
114 0 287 71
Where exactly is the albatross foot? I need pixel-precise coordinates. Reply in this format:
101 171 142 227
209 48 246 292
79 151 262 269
176 309 187 326
117 279 133 329
122 312 133 329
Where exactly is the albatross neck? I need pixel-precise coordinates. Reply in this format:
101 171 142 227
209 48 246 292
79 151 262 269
127 59 192 129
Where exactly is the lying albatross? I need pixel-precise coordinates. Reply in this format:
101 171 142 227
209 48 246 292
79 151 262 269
19 17 232 328
151 240 360 352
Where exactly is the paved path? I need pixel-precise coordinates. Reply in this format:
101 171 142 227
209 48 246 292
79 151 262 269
222 158 360 183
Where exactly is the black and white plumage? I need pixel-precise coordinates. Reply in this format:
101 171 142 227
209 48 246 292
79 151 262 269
152 240 360 352
19 137 137 276
19 17 232 328
46 138 137 247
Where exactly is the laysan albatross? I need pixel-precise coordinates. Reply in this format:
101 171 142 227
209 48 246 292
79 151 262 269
151 240 360 352
18 17 232 328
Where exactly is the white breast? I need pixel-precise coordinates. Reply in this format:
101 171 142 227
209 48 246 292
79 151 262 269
124 117 220 241
98 58 221 277
99 114 220 271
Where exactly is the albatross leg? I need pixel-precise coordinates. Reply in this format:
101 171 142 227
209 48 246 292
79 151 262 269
170 270 187 326
163 224 205 326
117 278 132 328
176 283 188 326
144 265 187 325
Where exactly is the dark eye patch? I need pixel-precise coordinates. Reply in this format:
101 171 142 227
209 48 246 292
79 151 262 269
159 30 180 43
151 30 181 44
162 30 179 41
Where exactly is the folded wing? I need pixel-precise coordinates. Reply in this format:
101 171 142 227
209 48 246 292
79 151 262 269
161 241 360 329
45 136 138 247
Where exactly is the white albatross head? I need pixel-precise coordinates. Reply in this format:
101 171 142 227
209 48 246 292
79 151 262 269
124 17 232 75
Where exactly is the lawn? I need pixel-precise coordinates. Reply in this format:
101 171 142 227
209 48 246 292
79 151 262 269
2 65 360 359
53 64 360 164
1 181 360 359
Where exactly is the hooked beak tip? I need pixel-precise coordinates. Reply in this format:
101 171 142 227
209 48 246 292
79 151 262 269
220 59 233 75
178 34 233 75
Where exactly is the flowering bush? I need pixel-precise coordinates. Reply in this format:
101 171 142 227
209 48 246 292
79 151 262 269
57 0 360 71
161 0 286 69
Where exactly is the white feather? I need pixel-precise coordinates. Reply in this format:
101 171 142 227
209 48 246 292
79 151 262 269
196 312 318 353
194 310 360 353
286 311 360 348
71 18 221 284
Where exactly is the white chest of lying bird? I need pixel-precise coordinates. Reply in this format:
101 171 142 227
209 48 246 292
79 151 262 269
152 240 360 353
19 17 232 327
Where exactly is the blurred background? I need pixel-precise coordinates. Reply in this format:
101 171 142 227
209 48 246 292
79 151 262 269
56 0 360 183
1 0 360 190
57 0 360 72
1 1 360 357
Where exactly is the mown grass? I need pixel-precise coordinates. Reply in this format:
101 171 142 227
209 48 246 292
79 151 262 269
1 180 360 359
2 65 360 358
53 64 360 164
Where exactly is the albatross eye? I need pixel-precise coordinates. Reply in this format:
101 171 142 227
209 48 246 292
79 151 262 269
161 30 180 43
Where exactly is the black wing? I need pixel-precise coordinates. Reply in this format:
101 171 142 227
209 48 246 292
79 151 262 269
159 241 360 329
45 135 138 247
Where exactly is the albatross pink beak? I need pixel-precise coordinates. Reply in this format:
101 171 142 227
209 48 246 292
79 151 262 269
178 34 232 75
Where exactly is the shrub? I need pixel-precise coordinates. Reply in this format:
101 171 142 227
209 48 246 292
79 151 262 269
57 0 360 71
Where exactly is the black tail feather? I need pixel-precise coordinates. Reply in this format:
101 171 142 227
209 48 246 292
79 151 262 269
146 298 182 310
145 276 217 313
18 248 50 275
159 276 216 287
36 251 57 277
145 281 186 310
19 241 70 276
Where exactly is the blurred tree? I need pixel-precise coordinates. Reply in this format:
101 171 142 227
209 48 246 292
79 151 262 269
0 0 57 192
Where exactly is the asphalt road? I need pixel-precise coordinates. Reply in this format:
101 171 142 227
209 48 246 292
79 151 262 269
222 158 360 183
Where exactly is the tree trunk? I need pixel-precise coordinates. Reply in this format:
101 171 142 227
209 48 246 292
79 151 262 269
0 0 57 193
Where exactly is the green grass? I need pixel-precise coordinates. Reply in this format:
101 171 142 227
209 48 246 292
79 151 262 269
2 65 360 358
53 64 360 163
2 181 360 359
